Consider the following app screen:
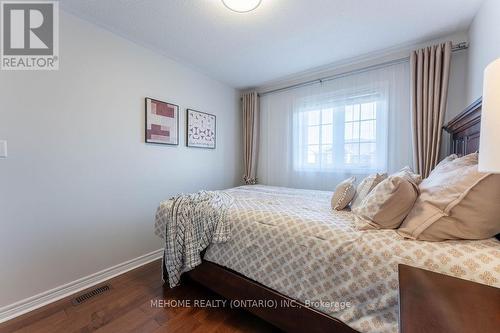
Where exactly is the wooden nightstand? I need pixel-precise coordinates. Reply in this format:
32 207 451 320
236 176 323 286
398 264 500 333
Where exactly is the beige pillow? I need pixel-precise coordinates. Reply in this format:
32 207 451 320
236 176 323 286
396 166 423 185
434 154 458 171
351 173 388 210
331 177 356 210
398 154 500 241
433 153 476 174
352 167 420 230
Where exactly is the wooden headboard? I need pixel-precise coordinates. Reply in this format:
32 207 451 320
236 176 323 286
443 98 482 156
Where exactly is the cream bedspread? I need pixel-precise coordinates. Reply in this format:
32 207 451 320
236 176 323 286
156 185 500 333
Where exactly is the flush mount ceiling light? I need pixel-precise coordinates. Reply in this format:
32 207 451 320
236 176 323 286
222 0 262 13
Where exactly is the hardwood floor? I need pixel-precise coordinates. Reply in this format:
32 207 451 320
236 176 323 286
0 260 280 333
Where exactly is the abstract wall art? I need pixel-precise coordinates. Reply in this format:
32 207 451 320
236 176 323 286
145 98 179 145
186 109 216 149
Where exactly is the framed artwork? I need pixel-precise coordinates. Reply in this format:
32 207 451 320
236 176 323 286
145 98 179 145
186 109 216 149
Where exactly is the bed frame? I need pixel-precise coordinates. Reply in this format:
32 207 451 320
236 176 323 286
165 99 486 333
184 260 357 333
443 97 482 156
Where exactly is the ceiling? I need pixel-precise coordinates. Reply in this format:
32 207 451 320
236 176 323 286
60 0 484 89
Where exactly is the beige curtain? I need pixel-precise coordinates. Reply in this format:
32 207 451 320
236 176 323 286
410 41 452 178
242 91 259 184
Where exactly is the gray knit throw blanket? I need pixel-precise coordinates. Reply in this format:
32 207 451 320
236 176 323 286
156 190 233 287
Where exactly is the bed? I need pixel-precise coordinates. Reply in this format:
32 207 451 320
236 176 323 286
155 184 499 333
154 99 500 333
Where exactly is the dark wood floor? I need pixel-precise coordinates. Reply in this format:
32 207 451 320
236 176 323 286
0 260 279 333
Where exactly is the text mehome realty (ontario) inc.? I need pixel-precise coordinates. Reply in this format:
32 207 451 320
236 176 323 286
150 298 304 309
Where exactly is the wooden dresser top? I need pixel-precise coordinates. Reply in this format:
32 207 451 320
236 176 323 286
399 264 500 333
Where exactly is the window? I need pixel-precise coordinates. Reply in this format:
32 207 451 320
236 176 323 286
303 108 334 167
294 96 386 173
259 62 408 190
344 102 377 167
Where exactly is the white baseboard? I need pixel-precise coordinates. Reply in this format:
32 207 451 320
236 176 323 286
0 248 163 324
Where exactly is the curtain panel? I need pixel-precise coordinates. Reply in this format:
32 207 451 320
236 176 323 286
410 42 452 178
258 62 411 190
242 91 259 184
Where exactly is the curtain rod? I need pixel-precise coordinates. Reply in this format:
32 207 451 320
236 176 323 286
256 42 468 97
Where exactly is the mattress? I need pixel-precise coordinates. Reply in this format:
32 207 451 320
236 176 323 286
156 185 500 333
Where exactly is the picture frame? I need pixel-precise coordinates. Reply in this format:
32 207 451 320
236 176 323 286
145 97 179 145
186 109 216 149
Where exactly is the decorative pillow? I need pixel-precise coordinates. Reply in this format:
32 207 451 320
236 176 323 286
331 177 356 210
352 167 420 230
351 173 388 210
398 154 500 241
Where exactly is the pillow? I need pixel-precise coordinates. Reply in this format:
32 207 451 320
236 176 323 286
433 153 476 174
352 167 420 230
331 177 356 210
433 154 458 171
351 173 388 210
395 166 423 185
398 154 500 241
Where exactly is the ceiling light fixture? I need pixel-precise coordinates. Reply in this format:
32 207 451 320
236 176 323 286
222 0 262 13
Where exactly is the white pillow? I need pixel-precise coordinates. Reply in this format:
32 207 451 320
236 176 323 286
351 173 387 210
331 177 356 210
398 153 500 241
352 167 421 229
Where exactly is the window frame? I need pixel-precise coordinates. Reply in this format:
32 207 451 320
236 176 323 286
293 92 386 173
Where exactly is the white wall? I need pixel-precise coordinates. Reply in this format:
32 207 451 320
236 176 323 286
466 0 500 104
256 32 469 96
446 50 469 122
0 11 241 308
441 49 469 156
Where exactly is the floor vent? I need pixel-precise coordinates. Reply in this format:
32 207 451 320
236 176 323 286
72 284 111 305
